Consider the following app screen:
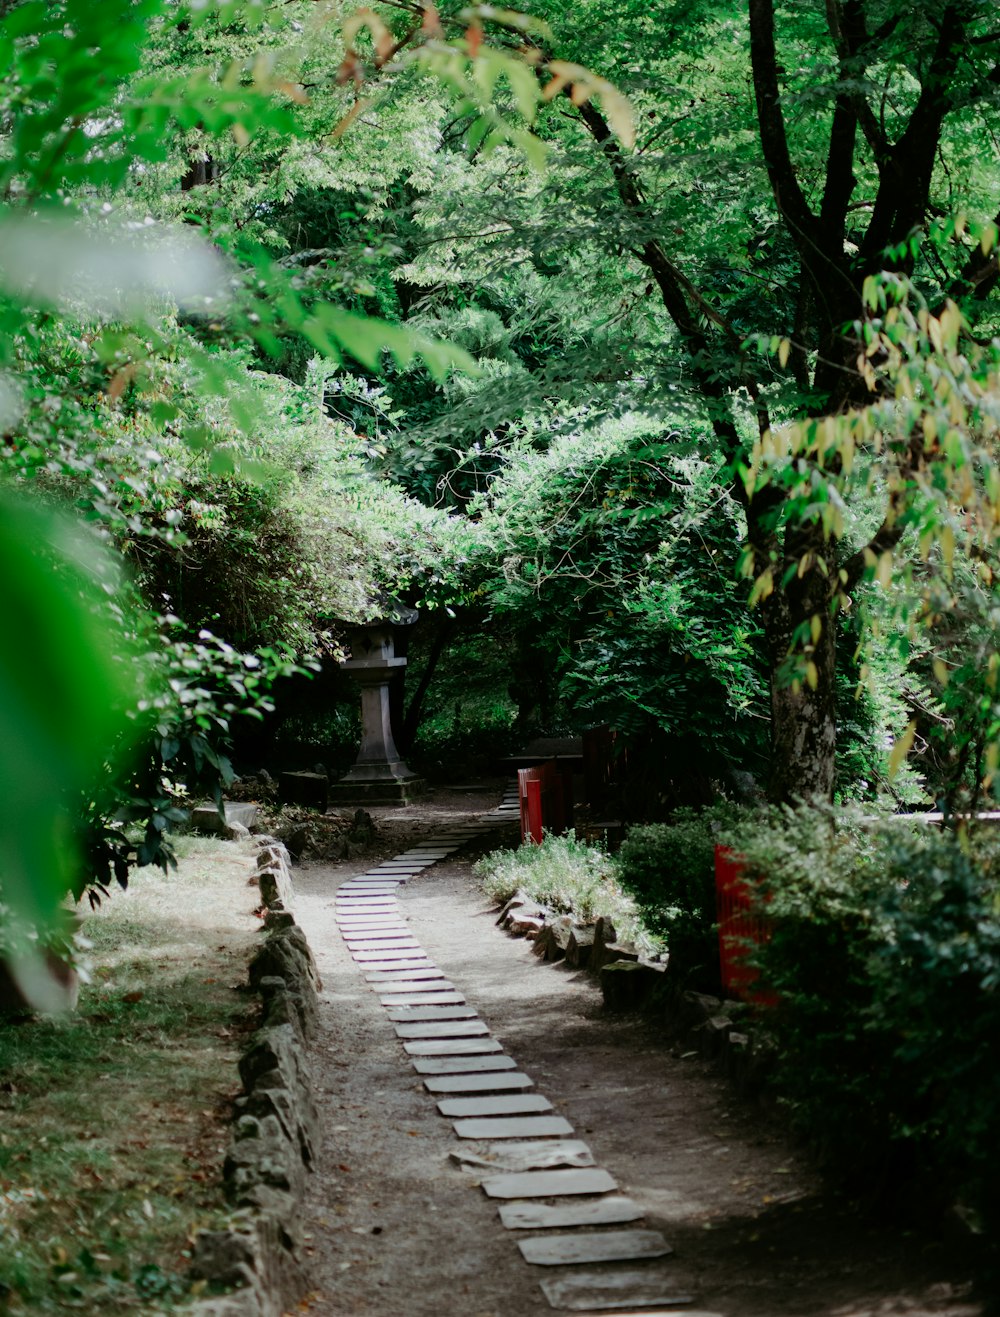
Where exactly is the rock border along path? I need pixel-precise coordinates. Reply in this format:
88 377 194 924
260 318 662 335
331 786 720 1316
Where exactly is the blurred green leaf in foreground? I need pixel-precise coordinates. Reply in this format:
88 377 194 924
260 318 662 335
0 492 139 1003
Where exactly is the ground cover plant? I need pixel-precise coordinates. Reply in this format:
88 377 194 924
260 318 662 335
474 832 663 956
0 836 259 1315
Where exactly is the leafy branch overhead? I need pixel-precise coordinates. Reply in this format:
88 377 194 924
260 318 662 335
334 3 635 161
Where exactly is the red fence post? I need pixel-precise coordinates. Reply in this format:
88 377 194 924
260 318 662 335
715 844 775 1004
518 767 532 842
526 778 544 843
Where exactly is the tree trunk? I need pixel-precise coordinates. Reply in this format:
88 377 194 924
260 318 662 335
761 557 838 802
767 642 837 801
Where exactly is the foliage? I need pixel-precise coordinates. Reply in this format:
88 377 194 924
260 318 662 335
616 805 744 985
408 652 520 774
468 414 771 763
474 832 654 949
746 275 1000 801
79 623 306 906
323 0 1000 800
731 804 1000 1237
0 835 258 1314
0 495 139 995
0 0 495 959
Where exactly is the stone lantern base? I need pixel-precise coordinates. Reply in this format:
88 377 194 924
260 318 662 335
328 774 426 807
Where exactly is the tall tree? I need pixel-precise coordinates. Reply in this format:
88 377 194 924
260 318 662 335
327 0 1000 798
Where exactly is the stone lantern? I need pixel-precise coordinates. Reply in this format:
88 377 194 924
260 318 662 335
330 610 424 804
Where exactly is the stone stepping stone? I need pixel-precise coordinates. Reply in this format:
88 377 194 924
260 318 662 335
518 1229 672 1267
424 1071 533 1095
404 1038 503 1057
344 932 418 943
467 1140 595 1172
438 1093 552 1119
380 991 464 1007
340 885 401 894
347 940 422 953
338 913 407 923
343 877 404 884
338 907 400 915
366 967 444 983
480 1167 615 1200
411 1055 517 1075
341 928 410 938
395 1020 489 1040
374 977 453 992
454 1115 574 1140
363 959 435 973
338 908 400 916
337 921 409 932
344 922 412 932
342 931 410 940
354 947 428 961
498 1195 644 1231
336 900 398 910
537 1272 694 1312
386 1005 477 1023
343 924 413 933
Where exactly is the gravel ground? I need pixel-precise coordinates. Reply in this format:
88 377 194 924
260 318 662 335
288 789 984 1317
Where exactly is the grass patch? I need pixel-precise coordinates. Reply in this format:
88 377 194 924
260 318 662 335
474 833 664 955
0 835 261 1315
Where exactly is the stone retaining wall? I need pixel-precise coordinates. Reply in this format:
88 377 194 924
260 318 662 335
189 838 320 1317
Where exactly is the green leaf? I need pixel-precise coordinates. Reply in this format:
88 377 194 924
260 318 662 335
0 491 139 937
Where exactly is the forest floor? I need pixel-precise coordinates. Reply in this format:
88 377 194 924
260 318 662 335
290 784 985 1317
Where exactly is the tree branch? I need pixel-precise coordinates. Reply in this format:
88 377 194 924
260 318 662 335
947 204 1000 303
859 4 969 272
748 0 819 253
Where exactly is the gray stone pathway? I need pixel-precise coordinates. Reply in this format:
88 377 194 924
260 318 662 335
330 789 720 1314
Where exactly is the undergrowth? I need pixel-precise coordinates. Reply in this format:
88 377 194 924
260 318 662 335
0 835 259 1315
473 833 663 954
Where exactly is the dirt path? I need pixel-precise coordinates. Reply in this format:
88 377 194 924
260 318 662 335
290 794 983 1317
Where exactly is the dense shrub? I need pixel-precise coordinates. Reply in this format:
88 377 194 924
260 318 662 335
733 805 1000 1240
616 805 743 986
